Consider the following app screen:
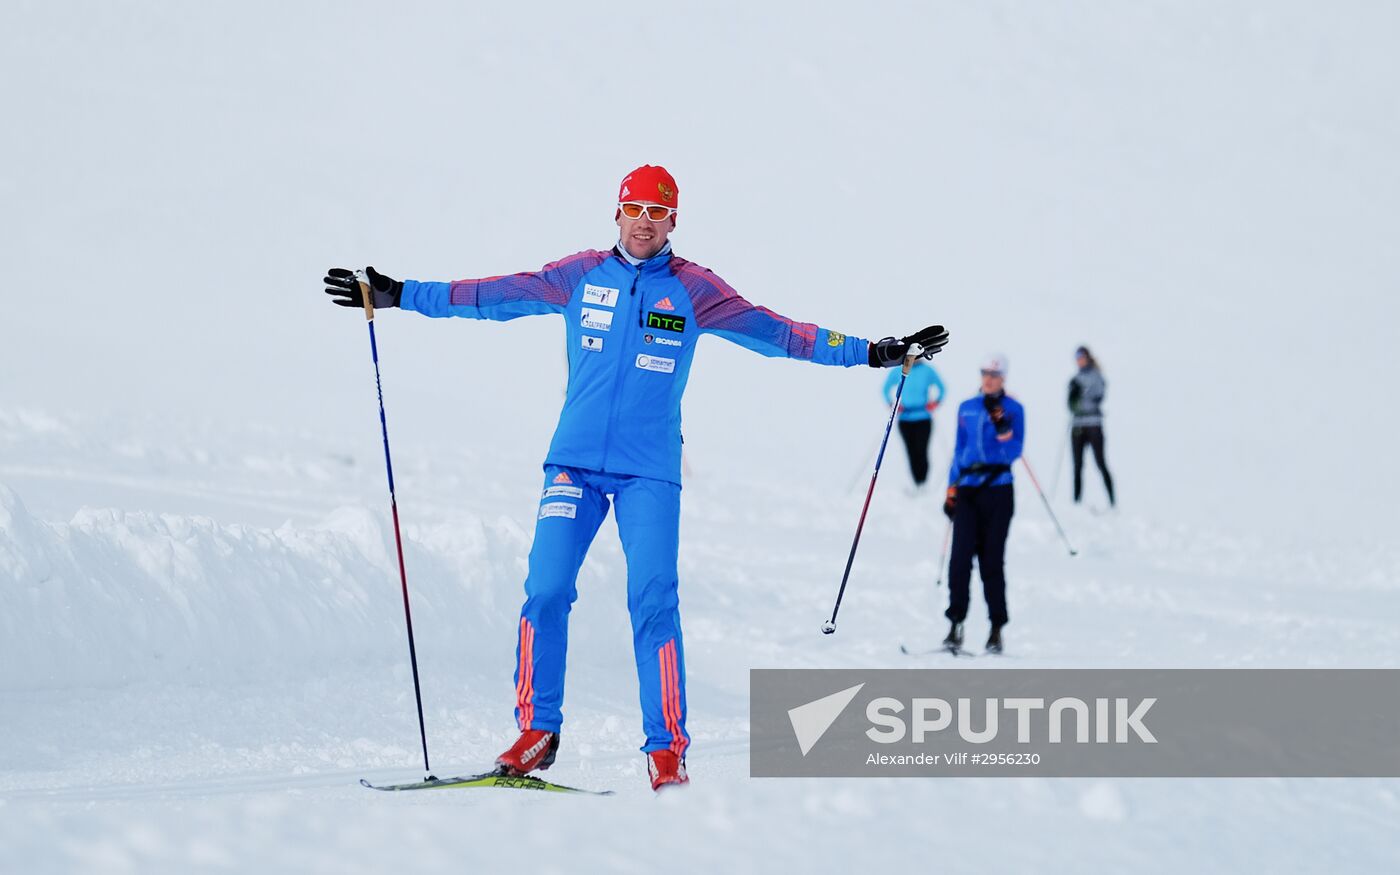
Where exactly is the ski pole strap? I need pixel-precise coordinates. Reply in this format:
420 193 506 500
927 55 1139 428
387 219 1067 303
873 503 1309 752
900 343 924 376
356 272 375 322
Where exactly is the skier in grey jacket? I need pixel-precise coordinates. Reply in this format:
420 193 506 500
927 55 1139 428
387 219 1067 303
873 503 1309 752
1068 346 1115 506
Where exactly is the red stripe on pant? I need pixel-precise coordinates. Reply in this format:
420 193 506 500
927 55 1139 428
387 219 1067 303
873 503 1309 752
659 639 688 757
516 618 536 729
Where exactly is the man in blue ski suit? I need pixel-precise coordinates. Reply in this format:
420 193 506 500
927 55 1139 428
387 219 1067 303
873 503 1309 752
325 165 949 790
941 353 1023 654
882 360 945 487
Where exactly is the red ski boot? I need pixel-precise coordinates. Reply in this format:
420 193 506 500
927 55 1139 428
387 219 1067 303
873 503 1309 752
647 750 689 791
496 730 559 776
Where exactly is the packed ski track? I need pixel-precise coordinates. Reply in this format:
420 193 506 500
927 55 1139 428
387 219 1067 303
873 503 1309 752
2 411 1398 872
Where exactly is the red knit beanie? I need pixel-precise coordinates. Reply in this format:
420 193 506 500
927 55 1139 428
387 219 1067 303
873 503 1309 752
618 165 678 207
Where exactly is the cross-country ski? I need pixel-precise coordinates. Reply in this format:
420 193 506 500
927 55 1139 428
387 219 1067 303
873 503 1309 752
360 769 613 796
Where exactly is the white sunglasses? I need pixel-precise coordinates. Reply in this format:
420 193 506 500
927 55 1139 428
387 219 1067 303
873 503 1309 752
618 202 677 221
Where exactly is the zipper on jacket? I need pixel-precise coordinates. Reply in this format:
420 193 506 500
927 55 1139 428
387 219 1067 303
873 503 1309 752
600 264 643 472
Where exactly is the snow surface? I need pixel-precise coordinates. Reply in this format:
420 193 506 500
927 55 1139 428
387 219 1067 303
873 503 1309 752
3 1 1399 872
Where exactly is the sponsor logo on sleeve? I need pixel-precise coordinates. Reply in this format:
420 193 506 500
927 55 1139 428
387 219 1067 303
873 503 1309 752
539 502 578 520
582 284 620 307
646 312 686 333
635 354 676 374
581 308 614 332
543 485 584 499
827 330 846 347
582 335 604 352
552 471 574 485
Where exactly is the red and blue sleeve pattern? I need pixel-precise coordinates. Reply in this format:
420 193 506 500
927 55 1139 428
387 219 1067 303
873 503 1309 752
399 250 609 321
673 258 868 366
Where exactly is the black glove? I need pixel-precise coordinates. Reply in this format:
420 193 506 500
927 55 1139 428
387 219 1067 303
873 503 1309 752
867 325 950 368
324 266 402 309
983 391 1013 436
943 486 957 520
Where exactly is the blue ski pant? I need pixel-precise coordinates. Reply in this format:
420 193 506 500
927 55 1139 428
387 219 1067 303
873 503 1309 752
513 465 689 757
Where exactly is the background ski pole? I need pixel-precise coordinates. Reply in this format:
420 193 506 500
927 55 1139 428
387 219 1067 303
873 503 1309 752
1050 418 1070 500
822 345 923 635
845 432 883 495
356 271 434 779
1021 456 1078 557
934 518 952 588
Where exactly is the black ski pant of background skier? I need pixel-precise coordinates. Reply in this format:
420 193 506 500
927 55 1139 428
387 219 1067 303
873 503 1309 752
1071 425 1115 505
897 418 932 485
946 483 1013 627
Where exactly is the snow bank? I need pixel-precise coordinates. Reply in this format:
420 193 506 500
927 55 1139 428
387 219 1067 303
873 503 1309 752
0 483 527 691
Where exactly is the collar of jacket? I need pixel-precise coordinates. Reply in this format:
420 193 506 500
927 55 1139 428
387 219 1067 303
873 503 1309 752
613 240 673 270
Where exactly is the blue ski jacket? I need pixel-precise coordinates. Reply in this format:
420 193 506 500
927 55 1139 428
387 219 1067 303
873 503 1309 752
947 393 1026 488
399 247 871 484
883 362 945 422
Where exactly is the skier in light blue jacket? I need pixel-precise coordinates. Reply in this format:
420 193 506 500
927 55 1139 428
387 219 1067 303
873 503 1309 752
325 165 949 790
882 361 945 487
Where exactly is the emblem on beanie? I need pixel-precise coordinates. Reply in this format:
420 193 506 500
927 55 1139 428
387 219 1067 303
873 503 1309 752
657 181 675 203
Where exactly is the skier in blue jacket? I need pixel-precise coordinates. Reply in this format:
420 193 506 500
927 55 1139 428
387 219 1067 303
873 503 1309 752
941 353 1023 654
882 361 945 487
324 165 949 790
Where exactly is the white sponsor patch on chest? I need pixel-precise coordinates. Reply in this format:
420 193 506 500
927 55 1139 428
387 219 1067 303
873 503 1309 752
580 308 613 332
543 485 584 499
539 501 578 520
581 335 604 352
635 354 676 374
581 284 620 307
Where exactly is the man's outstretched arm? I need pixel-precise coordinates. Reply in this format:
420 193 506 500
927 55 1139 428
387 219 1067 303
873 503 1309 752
324 250 610 322
677 259 947 367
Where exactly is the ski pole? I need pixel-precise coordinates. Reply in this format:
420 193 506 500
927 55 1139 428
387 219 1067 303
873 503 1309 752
1050 418 1070 500
845 432 883 495
1020 456 1078 557
934 518 953 588
823 345 923 635
356 271 434 779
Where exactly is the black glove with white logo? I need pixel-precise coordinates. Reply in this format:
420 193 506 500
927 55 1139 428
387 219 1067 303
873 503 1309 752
867 325 950 368
324 266 402 309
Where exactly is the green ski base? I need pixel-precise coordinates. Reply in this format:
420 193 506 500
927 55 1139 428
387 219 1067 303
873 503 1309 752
360 768 614 796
